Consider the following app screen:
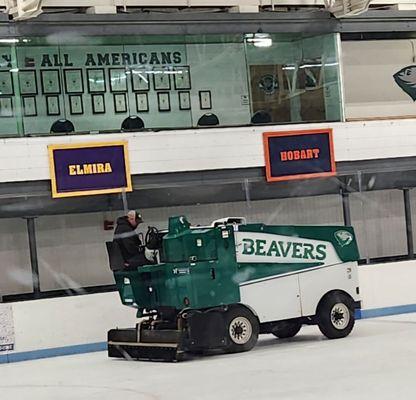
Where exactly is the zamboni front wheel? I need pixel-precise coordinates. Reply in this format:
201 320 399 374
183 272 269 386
225 306 259 353
317 292 355 339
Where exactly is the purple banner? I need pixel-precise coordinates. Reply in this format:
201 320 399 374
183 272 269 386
49 142 132 198
263 129 336 182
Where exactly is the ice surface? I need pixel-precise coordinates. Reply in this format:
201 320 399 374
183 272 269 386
1 314 416 400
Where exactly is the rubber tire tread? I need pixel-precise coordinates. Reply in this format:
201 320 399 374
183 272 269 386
317 292 355 339
225 306 259 353
272 322 302 339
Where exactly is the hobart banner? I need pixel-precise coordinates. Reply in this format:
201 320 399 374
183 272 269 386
263 129 336 182
48 141 132 198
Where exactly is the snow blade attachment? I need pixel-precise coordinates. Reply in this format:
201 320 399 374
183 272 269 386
107 327 186 362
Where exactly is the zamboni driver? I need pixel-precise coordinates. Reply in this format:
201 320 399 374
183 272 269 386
113 210 148 269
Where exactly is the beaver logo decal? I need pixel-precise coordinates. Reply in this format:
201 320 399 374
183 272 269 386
393 66 416 101
334 230 353 247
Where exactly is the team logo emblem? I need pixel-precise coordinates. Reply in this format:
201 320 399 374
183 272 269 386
259 74 279 95
393 66 416 101
334 230 353 247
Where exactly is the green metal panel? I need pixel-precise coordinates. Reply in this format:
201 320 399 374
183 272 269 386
114 270 150 307
116 216 240 311
163 217 218 263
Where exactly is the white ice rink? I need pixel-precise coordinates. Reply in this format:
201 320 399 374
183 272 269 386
1 313 415 400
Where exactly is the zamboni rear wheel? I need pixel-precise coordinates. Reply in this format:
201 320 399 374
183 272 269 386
317 292 355 339
272 321 302 339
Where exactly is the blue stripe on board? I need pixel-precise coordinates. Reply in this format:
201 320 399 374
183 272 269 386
2 304 416 364
358 303 416 319
0 342 106 364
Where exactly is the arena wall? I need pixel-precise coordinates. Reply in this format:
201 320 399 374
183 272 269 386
1 118 416 183
2 260 416 363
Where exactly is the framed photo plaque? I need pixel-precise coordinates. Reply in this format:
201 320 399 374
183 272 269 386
0 71 14 95
64 69 84 94
41 69 61 94
174 66 191 90
19 70 38 95
157 92 171 112
109 68 128 92
199 90 212 110
178 91 191 110
153 70 171 91
69 95 84 115
114 93 127 113
131 69 150 91
135 92 149 112
87 69 106 93
91 93 105 114
46 95 60 115
22 96 37 117
0 97 13 117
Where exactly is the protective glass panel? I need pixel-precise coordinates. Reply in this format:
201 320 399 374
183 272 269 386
36 213 116 291
350 189 407 261
0 33 342 137
0 218 32 296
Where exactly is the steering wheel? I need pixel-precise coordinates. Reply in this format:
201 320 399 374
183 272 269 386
145 226 160 249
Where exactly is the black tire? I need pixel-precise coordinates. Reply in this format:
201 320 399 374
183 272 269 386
271 321 302 339
317 292 355 339
225 306 259 353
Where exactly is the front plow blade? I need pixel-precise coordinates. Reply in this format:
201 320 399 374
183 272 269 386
108 328 186 362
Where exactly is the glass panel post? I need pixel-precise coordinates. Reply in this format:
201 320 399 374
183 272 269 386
403 188 414 259
341 190 351 226
25 217 40 298
10 42 24 136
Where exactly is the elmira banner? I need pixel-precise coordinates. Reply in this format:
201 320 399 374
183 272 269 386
48 141 132 198
263 129 336 182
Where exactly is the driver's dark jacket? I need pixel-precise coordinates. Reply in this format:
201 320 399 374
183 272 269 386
113 216 143 262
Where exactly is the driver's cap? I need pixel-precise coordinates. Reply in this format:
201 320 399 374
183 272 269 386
127 210 143 223
135 211 144 223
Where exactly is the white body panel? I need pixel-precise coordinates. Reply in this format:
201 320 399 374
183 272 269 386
240 275 302 322
239 261 360 323
298 261 360 317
